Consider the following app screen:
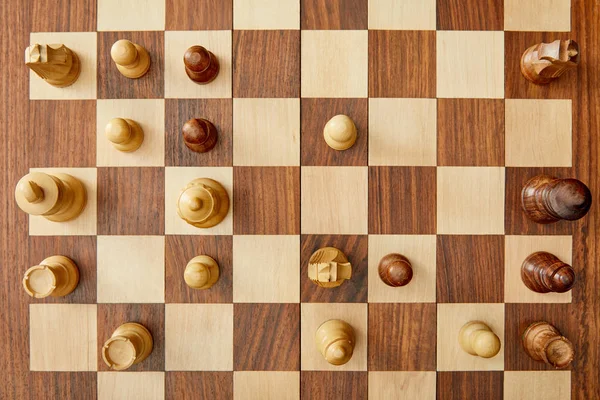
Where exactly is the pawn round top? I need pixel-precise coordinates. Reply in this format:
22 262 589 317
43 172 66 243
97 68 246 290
184 255 219 290
548 178 592 221
323 114 357 151
15 172 59 215
102 336 137 371
184 46 211 72
105 118 131 144
459 321 501 359
22 265 56 298
111 40 137 66
378 253 413 287
182 118 218 153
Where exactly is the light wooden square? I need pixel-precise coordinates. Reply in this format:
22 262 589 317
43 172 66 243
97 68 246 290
29 32 96 100
233 235 300 303
437 31 504 99
97 236 165 303
437 167 505 234
30 304 97 371
233 0 300 29
300 303 367 371
165 304 233 371
369 98 437 166
504 371 571 400
165 31 232 99
368 0 436 30
165 167 233 235
96 99 165 167
301 167 368 234
97 0 165 31
505 235 572 303
437 303 505 371
98 372 165 400
301 31 368 98
505 99 572 167
233 98 300 166
29 167 97 236
233 372 300 400
504 0 571 31
368 235 436 303
368 372 436 400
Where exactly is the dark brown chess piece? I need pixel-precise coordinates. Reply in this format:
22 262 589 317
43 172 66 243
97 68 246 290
378 253 413 287
184 45 220 84
522 321 574 369
521 39 579 85
182 118 218 153
521 251 575 293
521 175 592 224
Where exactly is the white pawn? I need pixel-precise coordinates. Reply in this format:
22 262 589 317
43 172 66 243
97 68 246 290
110 39 151 79
458 321 501 358
323 114 357 151
105 118 144 152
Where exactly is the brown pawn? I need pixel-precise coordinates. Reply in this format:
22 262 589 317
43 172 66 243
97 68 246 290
521 251 575 294
521 175 592 224
182 118 218 153
184 45 219 84
521 40 579 85
378 253 413 287
522 321 574 369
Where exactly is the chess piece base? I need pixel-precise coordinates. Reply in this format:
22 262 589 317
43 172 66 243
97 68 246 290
46 173 87 222
46 51 81 88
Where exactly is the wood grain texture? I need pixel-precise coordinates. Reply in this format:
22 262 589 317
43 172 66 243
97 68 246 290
369 30 436 98
300 372 367 400
368 303 436 371
369 167 436 234
301 0 367 29
437 372 503 400
234 303 299 371
31 0 96 31
166 0 232 30
166 372 233 400
233 30 299 98
436 0 503 30
29 372 97 400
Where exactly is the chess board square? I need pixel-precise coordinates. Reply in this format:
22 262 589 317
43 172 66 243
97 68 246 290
301 0 367 29
301 303 367 371
166 372 233 400
29 167 97 236
368 304 436 370
233 0 300 29
504 0 571 31
437 99 504 167
505 99 572 167
97 236 165 303
437 235 505 303
368 235 436 303
301 372 367 398
437 0 503 30
232 235 300 303
29 32 96 100
166 0 233 30
97 167 164 235
164 31 231 99
368 0 435 30
301 167 368 234
437 167 505 234
368 372 436 399
437 31 504 99
369 98 436 166
165 235 233 303
165 167 233 235
32 0 96 31
165 304 233 371
234 304 300 370
96 99 165 167
437 372 503 399
234 372 299 400
28 372 97 398
369 30 436 98
30 304 97 371
98 372 165 400
97 0 165 31
369 167 436 234
437 303 505 371
504 235 572 303
233 167 300 234
233 99 300 166
301 31 368 98
503 371 571 400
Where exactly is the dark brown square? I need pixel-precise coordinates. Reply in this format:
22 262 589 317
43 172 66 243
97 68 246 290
166 0 232 30
166 372 232 400
97 304 165 371
165 99 232 167
301 235 367 303
234 303 300 371
32 0 96 31
233 30 300 98
301 0 367 29
369 30 436 98
369 167 436 234
301 98 367 166
233 167 300 234
301 372 367 400
437 372 503 400
28 372 97 400
368 303 436 371
165 235 232 303
437 235 504 303
97 167 165 235
437 0 503 30
98 31 164 99
437 99 505 166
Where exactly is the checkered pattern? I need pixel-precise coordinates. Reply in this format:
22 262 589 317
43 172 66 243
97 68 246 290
26 0 578 399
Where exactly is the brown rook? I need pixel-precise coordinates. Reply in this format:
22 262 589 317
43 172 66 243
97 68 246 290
522 321 574 369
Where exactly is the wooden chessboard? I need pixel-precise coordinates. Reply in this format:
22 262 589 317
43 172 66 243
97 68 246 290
1 0 599 399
